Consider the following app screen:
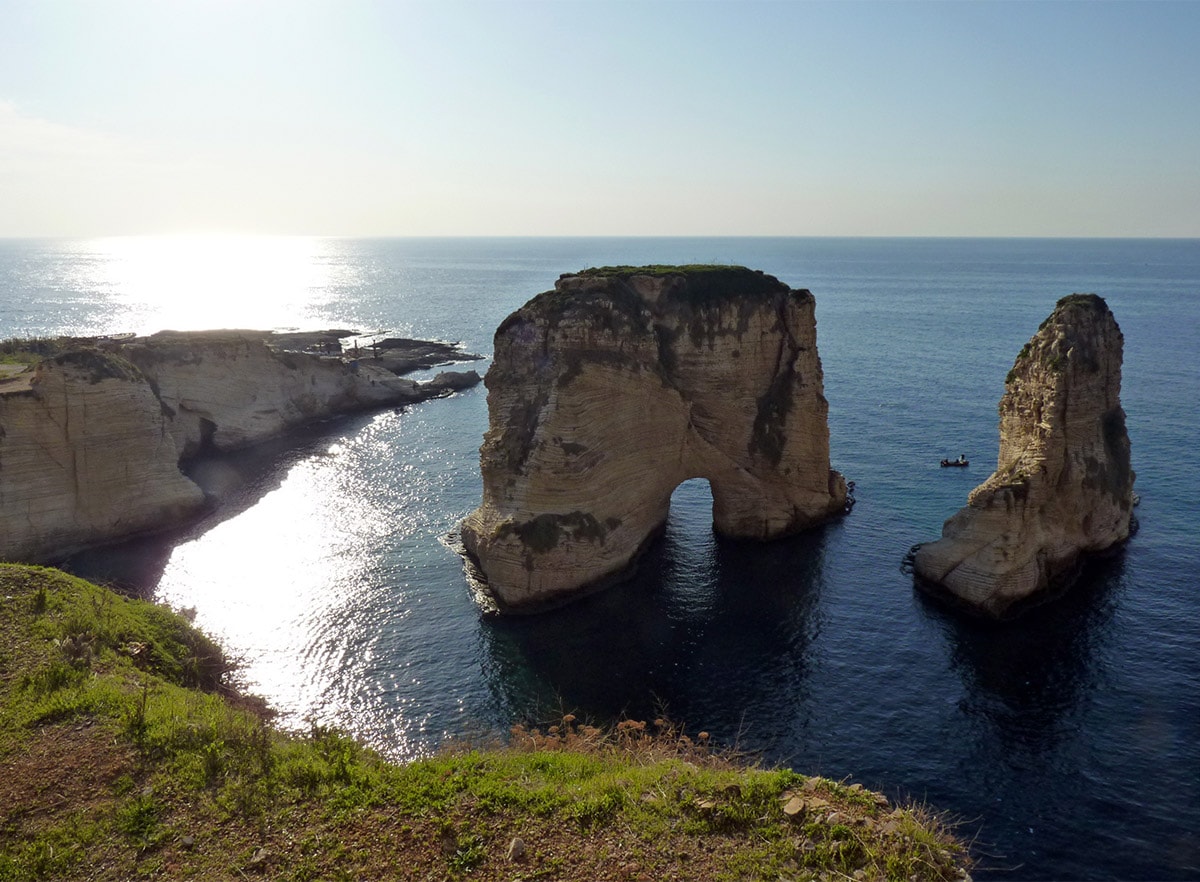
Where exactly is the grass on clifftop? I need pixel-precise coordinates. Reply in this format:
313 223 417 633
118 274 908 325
0 336 69 366
0 564 973 881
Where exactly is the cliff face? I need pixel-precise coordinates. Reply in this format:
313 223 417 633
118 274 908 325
0 352 206 562
913 294 1135 618
460 266 847 612
123 331 431 459
0 332 481 563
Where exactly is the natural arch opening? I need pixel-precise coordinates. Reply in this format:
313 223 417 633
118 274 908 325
659 478 720 598
666 478 717 538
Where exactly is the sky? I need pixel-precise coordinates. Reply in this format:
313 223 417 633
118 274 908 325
1 0 1198 238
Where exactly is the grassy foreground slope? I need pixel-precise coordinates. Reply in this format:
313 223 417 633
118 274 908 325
0 564 972 881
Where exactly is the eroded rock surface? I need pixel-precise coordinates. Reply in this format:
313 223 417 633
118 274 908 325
460 266 847 612
122 330 447 458
913 294 1135 618
0 351 206 562
0 330 481 562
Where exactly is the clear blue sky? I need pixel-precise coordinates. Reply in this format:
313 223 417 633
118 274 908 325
2 0 1198 237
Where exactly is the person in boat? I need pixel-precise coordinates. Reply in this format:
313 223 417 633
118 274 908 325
958 454 966 463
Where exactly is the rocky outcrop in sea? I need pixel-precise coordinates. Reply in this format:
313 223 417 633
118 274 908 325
913 294 1136 618
460 265 847 612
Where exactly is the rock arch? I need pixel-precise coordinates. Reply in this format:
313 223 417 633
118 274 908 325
460 266 847 612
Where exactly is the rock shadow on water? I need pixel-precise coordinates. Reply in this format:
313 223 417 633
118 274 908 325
478 500 833 739
922 550 1126 757
918 550 1200 880
911 555 1130 878
61 411 384 598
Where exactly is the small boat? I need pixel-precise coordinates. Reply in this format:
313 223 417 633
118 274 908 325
940 457 969 468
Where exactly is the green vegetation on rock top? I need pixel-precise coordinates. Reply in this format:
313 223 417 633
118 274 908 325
1040 293 1111 331
1 336 92 367
52 348 144 384
495 265 803 345
576 263 756 277
576 265 789 300
1054 293 1107 312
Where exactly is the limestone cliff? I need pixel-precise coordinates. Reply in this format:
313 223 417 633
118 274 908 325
122 330 441 459
0 351 206 562
460 266 847 612
913 294 1135 618
0 332 481 563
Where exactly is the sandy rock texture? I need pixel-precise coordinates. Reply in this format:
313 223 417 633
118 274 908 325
913 294 1135 618
123 330 436 458
0 331 481 562
0 351 206 562
460 266 847 612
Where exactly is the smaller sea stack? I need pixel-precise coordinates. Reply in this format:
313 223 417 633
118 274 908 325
913 294 1136 618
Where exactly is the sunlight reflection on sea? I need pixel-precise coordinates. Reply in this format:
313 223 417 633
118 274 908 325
94 235 337 333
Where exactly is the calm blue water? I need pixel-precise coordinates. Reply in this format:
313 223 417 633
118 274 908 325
2 237 1197 880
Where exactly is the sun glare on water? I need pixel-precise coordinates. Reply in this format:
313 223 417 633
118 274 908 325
155 428 405 735
91 234 331 333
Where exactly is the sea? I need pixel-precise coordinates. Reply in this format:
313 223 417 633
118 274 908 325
0 236 1197 880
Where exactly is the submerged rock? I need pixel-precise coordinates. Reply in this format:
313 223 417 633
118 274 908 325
425 370 483 394
913 294 1136 618
460 265 847 612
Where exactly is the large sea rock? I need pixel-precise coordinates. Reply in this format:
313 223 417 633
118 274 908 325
460 266 847 612
913 294 1136 618
0 331 480 562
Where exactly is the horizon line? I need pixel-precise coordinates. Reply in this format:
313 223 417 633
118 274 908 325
2 233 1198 242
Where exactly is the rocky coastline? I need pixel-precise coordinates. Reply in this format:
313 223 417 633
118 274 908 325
0 328 481 564
1 282 1138 624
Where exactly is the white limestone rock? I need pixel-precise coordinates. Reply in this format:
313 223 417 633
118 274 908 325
123 331 426 457
461 266 847 612
913 294 1135 618
0 331 482 562
0 351 204 562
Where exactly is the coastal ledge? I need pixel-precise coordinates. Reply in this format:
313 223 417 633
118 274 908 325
0 328 482 564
